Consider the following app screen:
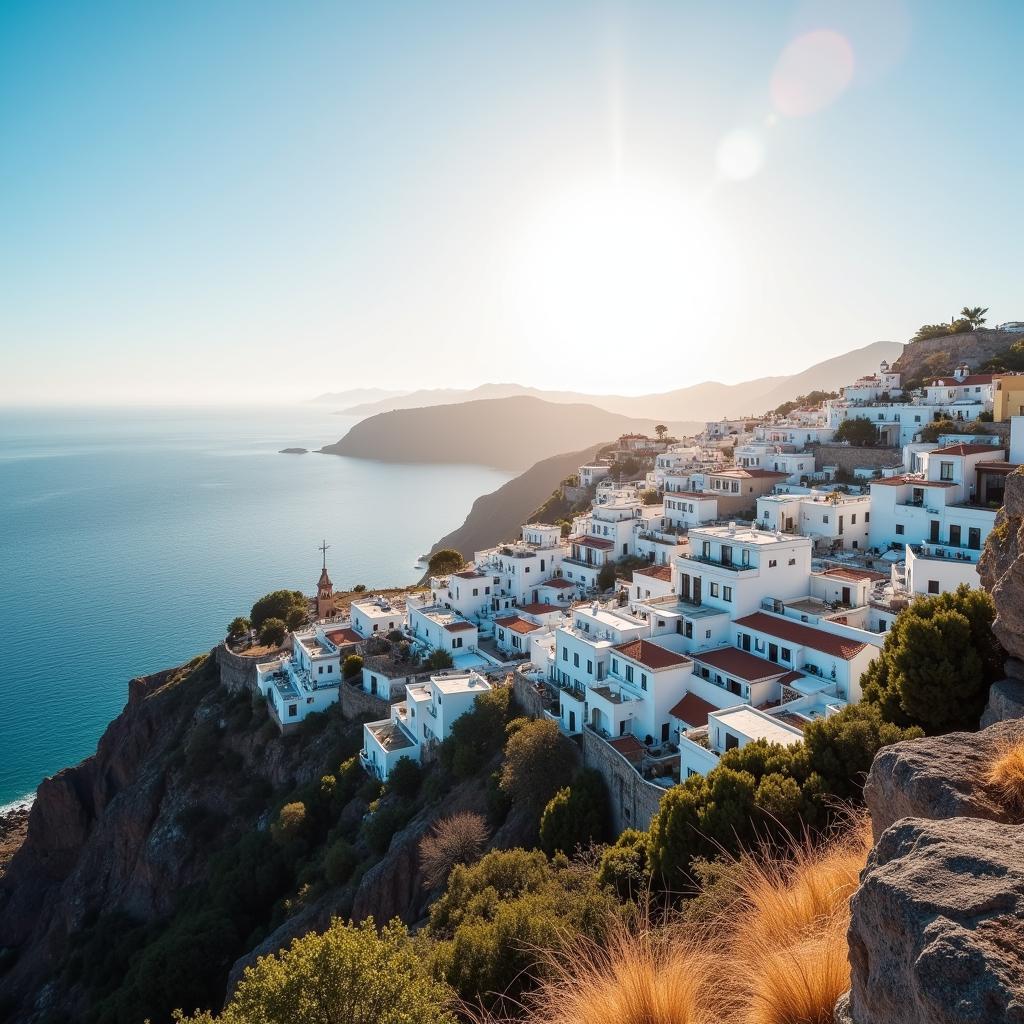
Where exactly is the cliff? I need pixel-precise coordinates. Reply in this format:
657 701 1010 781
428 444 603 559
319 396 699 470
891 328 1015 386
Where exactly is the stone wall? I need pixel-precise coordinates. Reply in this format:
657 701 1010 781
215 642 285 694
339 682 391 722
580 727 664 834
813 443 903 474
511 672 549 719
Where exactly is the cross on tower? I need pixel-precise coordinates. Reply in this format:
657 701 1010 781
318 539 330 570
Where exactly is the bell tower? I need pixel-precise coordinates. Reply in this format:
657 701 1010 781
316 540 335 619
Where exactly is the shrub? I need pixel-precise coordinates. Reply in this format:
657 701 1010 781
270 802 307 847
419 812 489 889
986 738 1024 813
361 800 414 854
440 686 511 779
227 616 251 640
258 617 287 648
539 770 609 856
500 718 575 809
427 549 465 576
427 648 454 670
343 654 364 679
862 585 1004 733
174 918 456 1024
324 838 359 887
834 417 878 446
352 583 367 593
250 590 307 632
597 563 617 592
387 757 423 799
596 829 651 902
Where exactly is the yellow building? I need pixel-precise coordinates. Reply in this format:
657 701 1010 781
993 374 1024 421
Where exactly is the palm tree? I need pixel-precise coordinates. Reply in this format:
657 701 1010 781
960 306 989 330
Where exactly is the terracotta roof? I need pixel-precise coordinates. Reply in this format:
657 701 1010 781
928 374 993 386
443 621 476 633
635 564 673 582
572 536 615 550
608 735 645 760
694 646 790 681
541 578 576 589
733 612 869 661
669 692 717 728
613 639 691 670
975 461 1019 472
517 601 564 616
494 615 542 635
816 566 888 583
778 670 806 686
870 475 958 488
325 627 362 646
928 443 1002 456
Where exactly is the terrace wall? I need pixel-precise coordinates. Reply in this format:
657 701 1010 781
340 682 391 722
581 727 665 834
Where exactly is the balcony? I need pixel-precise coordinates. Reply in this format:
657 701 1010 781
558 679 587 702
910 543 981 563
683 553 756 574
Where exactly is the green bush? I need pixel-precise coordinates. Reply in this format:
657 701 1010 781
387 756 423 799
227 616 251 640
596 828 651 901
250 590 308 632
500 718 575 810
258 617 287 647
271 802 308 848
426 648 454 670
539 769 609 855
342 654 364 680
440 686 511 779
324 838 359 887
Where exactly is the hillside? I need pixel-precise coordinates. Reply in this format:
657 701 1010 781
310 387 409 406
320 396 699 471
428 444 603 559
891 328 1018 386
332 341 901 421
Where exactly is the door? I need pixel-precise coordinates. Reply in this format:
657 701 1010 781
661 722 670 742
768 643 779 663
680 573 690 601
741 633 751 652
569 710 576 732
968 527 981 550
949 525 961 548
841 586 851 605
838 515 844 535
692 577 702 605
929 520 940 543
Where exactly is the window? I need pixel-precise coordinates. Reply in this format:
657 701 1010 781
612 658 619 673
705 629 712 639
472 588 479 596
573 652 580 668
788 558 796 566
641 672 648 690
940 461 954 481
896 524 905 535
823 515 829 524
865 512 870 522
684 621 693 639
562 647 568 662
851 513 857 525
317 665 323 675
768 559 777 568
452 637 464 649
781 647 791 662
702 541 711 558
288 704 298 718
709 582 719 597
498 629 505 641
724 732 739 751
587 659 593 674
723 586 733 602
928 580 940 595
327 664 332 673
625 665 634 683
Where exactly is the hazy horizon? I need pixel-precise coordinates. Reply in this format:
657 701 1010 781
3 1 1022 406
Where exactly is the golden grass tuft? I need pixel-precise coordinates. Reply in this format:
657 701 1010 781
985 738 1024 813
512 818 872 1024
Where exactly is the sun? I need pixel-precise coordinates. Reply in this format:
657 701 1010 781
506 178 730 382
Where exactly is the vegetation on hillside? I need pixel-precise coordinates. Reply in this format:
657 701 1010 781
913 305 988 340
771 390 837 417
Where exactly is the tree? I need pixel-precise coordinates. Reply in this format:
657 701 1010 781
427 648 454 670
834 417 878 447
596 828 651 900
960 306 988 330
654 424 668 440
914 323 955 341
862 585 1004 733
258 617 287 648
419 812 489 889
227 616 251 641
640 488 661 506
597 562 617 592
440 686 511 778
539 769 609 855
174 918 456 1024
343 654 363 680
387 756 423 799
250 590 308 632
500 718 575 809
919 417 989 443
270 802 307 847
427 549 465 577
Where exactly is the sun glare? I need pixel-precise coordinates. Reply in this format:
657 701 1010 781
508 180 730 382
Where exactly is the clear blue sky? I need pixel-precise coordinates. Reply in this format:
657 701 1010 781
2 0 1022 404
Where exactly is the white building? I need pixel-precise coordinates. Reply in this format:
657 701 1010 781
663 491 719 530
350 595 408 638
579 463 611 487
407 597 480 662
756 491 872 552
361 671 494 781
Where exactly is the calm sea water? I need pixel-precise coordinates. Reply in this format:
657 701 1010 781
0 407 512 808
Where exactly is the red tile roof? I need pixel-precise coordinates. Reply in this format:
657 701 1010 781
325 627 362 647
494 615 542 635
613 639 691 670
517 602 564 616
443 621 476 633
693 646 791 681
928 443 1002 456
635 564 673 582
542 578 575 589
975 461 1019 472
733 612 869 661
572 536 615 550
608 735 645 761
928 374 993 386
669 692 717 727
778 670 806 686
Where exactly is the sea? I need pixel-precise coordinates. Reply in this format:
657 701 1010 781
0 406 513 809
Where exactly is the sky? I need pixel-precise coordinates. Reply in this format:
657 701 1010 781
1 0 1023 405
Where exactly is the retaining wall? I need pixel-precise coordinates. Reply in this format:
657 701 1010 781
581 727 665 834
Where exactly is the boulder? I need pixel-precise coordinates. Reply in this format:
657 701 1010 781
864 719 1024 838
981 678 1024 727
845 816 1024 1024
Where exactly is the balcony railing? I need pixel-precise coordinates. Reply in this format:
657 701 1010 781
682 553 755 573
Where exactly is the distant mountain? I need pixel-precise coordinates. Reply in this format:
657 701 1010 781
428 444 603 559
320 396 701 470
310 387 409 406
333 341 903 421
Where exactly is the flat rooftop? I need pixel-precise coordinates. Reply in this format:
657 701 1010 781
712 706 804 746
432 672 492 695
690 525 805 546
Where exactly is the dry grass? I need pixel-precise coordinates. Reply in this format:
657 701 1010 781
511 819 872 1024
419 812 489 889
985 738 1024 813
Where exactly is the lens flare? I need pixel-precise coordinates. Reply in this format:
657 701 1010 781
771 30 855 117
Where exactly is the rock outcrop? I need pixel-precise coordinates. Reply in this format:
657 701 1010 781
845 817 1024 1024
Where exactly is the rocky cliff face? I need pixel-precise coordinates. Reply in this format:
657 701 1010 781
890 328 1015 385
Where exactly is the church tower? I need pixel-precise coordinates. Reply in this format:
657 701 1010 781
316 540 335 619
